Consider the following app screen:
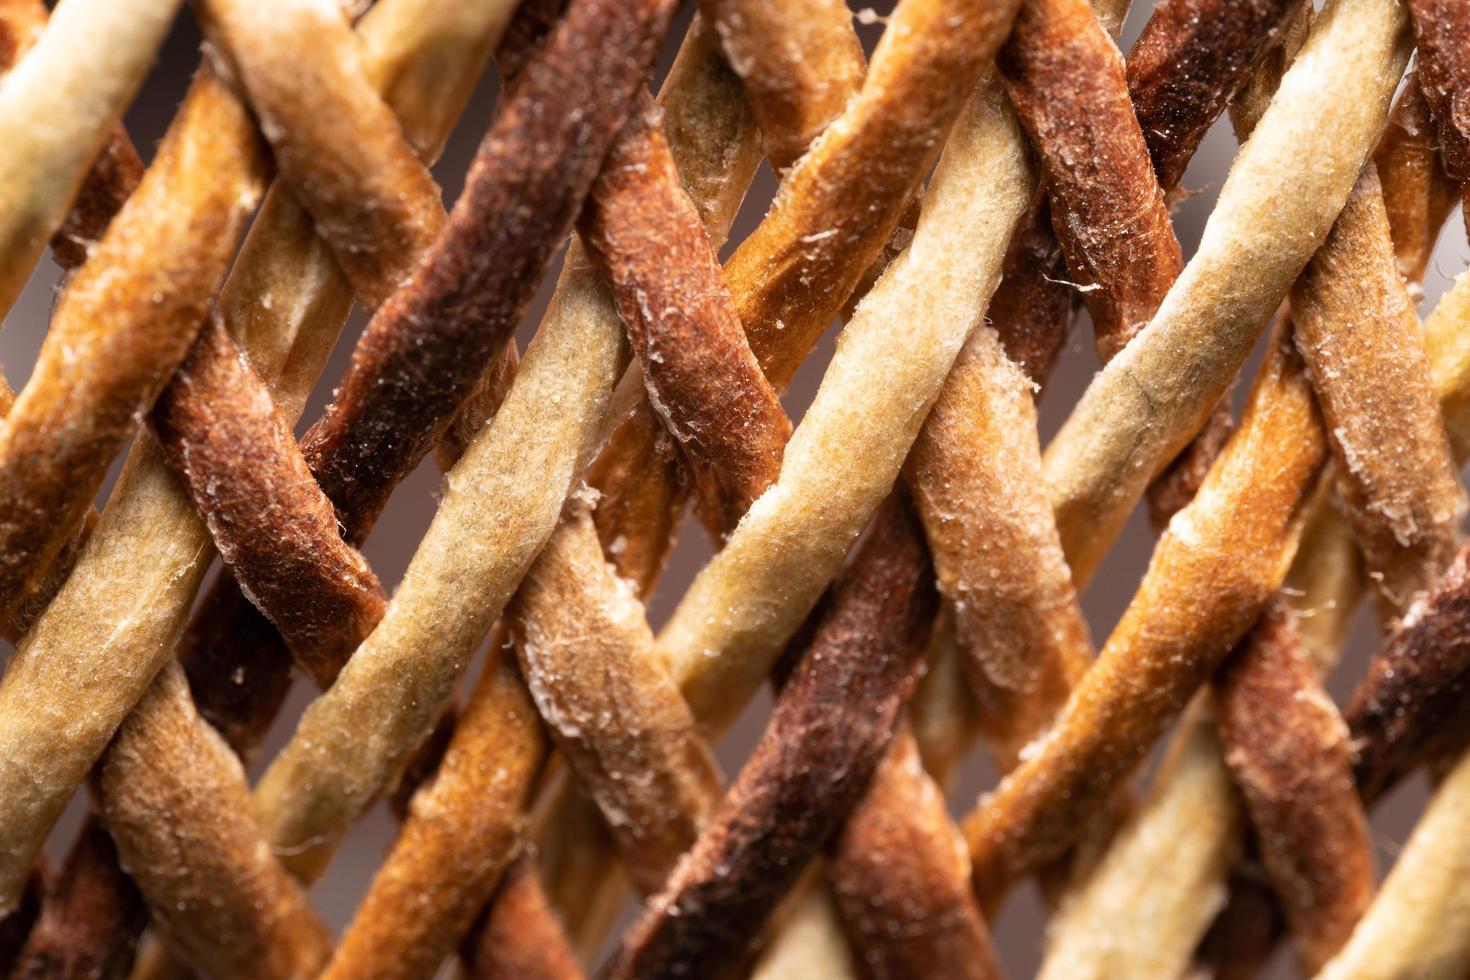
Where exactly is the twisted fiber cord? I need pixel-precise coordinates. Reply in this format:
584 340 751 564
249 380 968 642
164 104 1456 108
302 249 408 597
701 0 863 171
1042 0 1411 586
906 0 1294 785
0 0 179 320
1034 16 1314 971
4 0 520 970
172 3 709 965
177 0 522 760
595 62 1033 975
959 0 1408 915
9 818 145 980
502 32 1023 963
511 7 970 963
1212 599 1372 974
658 8 1025 741
1294 164 1466 629
0 0 145 276
202 0 671 880
584 0 960 592
462 853 584 980
1040 28 1458 971
964 323 1328 906
0 63 265 630
400 4 1004 970
520 14 769 951
1198 144 1460 973
81 5 682 975
0 65 268 910
610 496 961 980
1281 68 1449 676
509 17 1009 974
1411 0 1470 188
2 0 1470 975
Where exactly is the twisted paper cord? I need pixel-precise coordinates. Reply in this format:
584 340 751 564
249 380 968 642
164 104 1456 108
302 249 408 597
1040 16 1460 967
0 66 265 631
965 324 1328 906
462 853 584 980
445 5 1000 971
0 0 179 319
9 820 143 978
1042 0 1411 585
610 495 955 980
0 65 267 909
8 0 1470 975
1213 599 1372 973
4 0 521 969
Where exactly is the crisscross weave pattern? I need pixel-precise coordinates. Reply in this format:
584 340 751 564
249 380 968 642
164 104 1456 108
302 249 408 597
0 0 1469 977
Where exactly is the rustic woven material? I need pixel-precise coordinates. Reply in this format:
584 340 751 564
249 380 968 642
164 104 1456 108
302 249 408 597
1 0 1469 977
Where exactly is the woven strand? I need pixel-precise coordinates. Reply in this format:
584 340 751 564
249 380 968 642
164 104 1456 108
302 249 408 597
965 326 1327 905
6 0 1470 974
12 0 520 967
0 0 179 318
1042 0 1410 585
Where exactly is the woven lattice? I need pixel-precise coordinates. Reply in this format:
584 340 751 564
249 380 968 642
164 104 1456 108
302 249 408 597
0 0 1467 976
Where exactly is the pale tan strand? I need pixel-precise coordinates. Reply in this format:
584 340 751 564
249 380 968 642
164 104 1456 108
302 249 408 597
97 661 332 979
1042 0 1411 586
750 875 861 980
1286 478 1367 671
659 79 1035 732
251 247 629 882
0 0 181 318
1037 698 1240 980
1426 268 1470 460
909 609 980 789
0 0 515 914
1037 260 1468 980
1316 746 1470 980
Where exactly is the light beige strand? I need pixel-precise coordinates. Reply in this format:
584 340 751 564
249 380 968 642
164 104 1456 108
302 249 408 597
0 0 181 317
659 78 1036 733
1042 0 1412 585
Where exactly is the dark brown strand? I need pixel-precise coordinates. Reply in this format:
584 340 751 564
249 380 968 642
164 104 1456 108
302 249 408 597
1126 0 1303 193
609 496 937 980
1408 0 1470 183
300 0 674 544
151 313 388 687
1346 538 1470 802
463 854 585 980
827 726 1002 980
8 820 146 980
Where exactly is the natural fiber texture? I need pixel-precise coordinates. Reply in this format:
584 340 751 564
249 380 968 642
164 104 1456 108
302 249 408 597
0 68 264 625
610 496 939 980
965 327 1326 903
660 74 1033 733
1290 163 1465 625
1317 743 1470 980
1213 599 1372 973
7 0 1470 975
0 0 179 317
1043 0 1410 584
